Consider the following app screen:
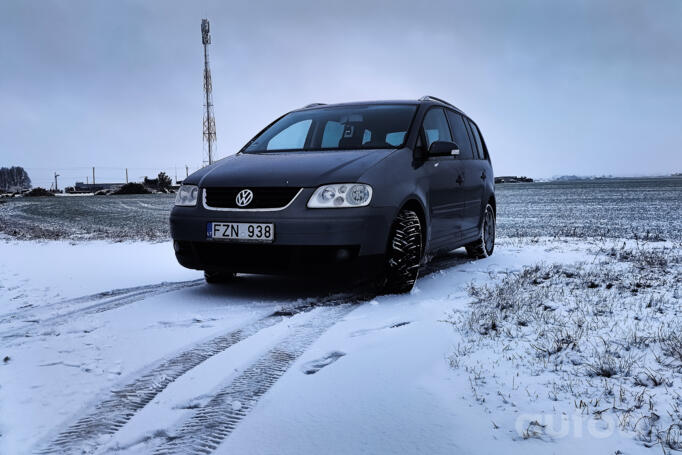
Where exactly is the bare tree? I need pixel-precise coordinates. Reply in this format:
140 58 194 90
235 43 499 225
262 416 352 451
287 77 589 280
157 172 172 190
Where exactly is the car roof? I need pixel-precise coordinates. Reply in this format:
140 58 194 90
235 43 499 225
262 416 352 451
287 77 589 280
294 97 467 117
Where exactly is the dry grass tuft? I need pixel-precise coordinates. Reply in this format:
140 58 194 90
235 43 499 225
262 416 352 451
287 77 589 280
447 240 682 450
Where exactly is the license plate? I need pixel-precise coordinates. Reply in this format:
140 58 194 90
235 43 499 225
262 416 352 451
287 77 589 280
207 222 274 242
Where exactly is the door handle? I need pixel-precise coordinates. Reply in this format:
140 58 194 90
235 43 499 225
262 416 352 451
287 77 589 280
456 175 463 185
480 171 487 180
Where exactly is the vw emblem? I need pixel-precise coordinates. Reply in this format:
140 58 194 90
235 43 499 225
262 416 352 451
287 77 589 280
235 189 254 207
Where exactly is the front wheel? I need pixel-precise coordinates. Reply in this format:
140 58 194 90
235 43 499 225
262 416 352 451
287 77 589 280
378 209 422 294
465 204 495 259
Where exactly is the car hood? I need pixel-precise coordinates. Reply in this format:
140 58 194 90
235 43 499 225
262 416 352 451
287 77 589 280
195 150 395 188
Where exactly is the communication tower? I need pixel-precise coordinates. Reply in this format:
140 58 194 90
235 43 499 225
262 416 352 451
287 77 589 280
201 19 216 165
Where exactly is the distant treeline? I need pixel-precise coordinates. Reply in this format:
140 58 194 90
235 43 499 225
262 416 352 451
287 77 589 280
0 166 31 192
495 176 534 183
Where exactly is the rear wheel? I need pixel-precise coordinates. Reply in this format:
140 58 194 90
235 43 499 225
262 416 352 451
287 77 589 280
379 209 422 294
466 203 495 259
204 270 236 284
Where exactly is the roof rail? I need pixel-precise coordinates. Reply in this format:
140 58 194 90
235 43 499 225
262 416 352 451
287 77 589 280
418 95 455 108
303 103 326 108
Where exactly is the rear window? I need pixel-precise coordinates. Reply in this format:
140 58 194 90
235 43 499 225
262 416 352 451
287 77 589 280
244 104 417 153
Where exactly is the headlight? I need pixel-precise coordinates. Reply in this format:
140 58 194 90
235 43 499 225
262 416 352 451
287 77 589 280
175 184 199 206
307 183 373 208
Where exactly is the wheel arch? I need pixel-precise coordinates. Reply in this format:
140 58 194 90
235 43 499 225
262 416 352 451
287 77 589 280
397 197 428 257
487 193 496 215
475 191 497 233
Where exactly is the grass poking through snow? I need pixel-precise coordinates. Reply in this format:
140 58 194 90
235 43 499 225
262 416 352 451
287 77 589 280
446 239 682 450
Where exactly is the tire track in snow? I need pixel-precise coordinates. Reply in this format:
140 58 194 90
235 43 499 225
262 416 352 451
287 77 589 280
36 294 366 455
152 304 356 455
0 279 204 340
3 248 465 340
0 280 203 323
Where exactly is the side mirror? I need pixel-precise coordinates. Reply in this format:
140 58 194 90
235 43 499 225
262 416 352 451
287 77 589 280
429 141 460 157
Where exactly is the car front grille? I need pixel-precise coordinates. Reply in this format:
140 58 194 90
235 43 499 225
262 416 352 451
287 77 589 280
204 187 301 209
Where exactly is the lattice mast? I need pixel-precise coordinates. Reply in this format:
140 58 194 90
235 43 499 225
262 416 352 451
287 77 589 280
201 19 216 166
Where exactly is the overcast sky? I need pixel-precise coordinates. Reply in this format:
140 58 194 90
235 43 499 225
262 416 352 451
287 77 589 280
1 0 681 187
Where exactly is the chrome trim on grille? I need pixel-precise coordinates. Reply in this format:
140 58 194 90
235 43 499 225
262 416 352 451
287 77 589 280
202 188 303 211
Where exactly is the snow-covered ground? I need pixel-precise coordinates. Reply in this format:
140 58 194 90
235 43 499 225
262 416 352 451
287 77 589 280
1 238 680 454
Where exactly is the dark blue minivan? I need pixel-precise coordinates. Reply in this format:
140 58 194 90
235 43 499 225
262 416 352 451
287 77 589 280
171 96 495 293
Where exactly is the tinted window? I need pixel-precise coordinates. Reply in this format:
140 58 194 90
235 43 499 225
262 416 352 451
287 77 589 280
446 111 474 159
467 120 485 160
422 108 452 149
245 104 417 152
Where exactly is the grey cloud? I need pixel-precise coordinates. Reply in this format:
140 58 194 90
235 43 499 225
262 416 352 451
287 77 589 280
1 0 681 187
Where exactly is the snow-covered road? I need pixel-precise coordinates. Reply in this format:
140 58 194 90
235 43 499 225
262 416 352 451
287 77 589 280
1 239 674 454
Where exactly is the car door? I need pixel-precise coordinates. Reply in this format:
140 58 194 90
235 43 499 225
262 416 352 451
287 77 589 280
422 107 465 250
446 110 481 235
465 118 491 237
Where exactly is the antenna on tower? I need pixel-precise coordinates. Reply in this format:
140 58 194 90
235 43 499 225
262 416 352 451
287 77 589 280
201 18 216 166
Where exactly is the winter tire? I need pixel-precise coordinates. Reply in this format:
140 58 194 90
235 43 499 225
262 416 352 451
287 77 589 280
379 209 422 294
466 203 495 259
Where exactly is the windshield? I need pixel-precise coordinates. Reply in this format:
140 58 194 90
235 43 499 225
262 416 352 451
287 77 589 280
243 104 417 153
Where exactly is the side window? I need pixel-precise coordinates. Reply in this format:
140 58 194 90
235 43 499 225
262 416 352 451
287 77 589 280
422 108 452 149
446 111 474 159
267 119 312 150
467 120 485 160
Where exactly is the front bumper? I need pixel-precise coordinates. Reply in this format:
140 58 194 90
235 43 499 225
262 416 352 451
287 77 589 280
170 188 394 276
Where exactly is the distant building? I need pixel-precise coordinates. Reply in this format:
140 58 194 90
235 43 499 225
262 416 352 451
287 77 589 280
495 176 534 184
71 182 125 193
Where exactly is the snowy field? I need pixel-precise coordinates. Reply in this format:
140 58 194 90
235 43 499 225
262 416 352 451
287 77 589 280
2 177 681 242
1 179 681 454
1 238 680 454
